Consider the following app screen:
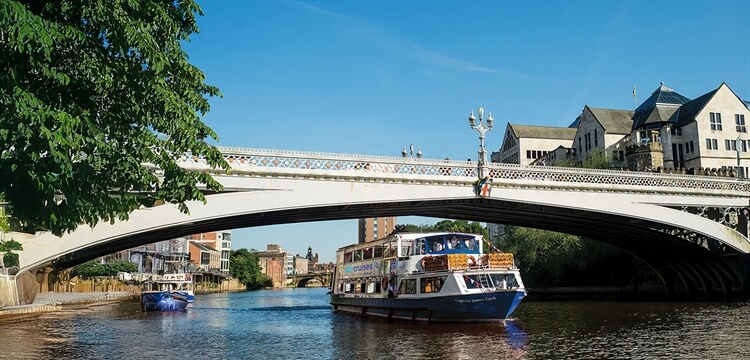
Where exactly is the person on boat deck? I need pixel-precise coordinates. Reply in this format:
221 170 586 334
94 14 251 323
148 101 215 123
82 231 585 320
433 242 443 252
464 275 480 288
387 277 396 298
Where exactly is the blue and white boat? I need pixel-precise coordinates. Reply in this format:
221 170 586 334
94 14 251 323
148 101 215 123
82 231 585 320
329 232 526 322
141 274 195 311
141 290 189 311
158 273 195 305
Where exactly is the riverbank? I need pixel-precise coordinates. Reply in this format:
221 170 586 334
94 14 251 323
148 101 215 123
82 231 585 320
0 291 137 320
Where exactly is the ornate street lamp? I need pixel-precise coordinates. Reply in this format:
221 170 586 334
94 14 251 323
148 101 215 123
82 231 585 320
402 143 422 158
469 107 493 178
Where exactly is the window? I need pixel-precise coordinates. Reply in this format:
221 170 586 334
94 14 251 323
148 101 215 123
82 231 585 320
578 137 582 153
398 279 417 294
736 114 746 133
526 150 532 159
689 141 695 153
584 133 591 151
706 138 718 150
726 139 732 150
744 140 749 153
710 113 723 131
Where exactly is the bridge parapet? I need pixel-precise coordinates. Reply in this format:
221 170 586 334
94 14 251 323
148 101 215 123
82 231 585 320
174 147 750 197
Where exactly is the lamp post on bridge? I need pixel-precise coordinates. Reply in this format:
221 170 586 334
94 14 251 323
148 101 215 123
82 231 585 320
468 107 494 178
402 143 422 158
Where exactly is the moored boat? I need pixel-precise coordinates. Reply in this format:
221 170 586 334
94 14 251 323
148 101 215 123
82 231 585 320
140 273 195 311
329 232 526 322
141 291 189 311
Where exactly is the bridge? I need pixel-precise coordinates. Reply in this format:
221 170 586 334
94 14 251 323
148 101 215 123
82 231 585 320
4 146 750 305
289 272 333 288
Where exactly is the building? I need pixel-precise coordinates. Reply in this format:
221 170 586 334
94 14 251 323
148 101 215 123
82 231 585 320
293 255 309 275
622 82 750 175
115 237 190 274
492 123 577 165
189 230 232 273
572 106 634 166
256 244 287 288
358 216 396 243
189 241 220 271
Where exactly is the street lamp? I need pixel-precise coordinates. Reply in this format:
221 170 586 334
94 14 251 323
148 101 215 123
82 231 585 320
469 107 493 178
402 143 422 158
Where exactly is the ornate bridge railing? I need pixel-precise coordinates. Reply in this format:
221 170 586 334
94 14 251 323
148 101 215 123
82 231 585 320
173 147 750 197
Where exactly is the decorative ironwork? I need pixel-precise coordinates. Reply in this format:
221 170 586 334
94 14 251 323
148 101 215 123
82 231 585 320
176 147 750 195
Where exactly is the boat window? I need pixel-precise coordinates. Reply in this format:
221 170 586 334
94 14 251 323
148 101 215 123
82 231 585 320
446 236 463 250
337 283 344 292
400 240 413 257
345 283 354 293
415 239 426 255
427 237 446 254
384 241 397 258
343 252 353 264
420 276 447 293
354 250 363 261
464 238 477 251
363 247 373 260
367 281 380 294
398 279 417 294
461 274 482 289
489 274 518 289
373 245 383 258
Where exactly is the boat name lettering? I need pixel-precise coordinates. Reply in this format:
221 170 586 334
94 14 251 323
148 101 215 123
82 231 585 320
344 263 375 273
454 296 497 304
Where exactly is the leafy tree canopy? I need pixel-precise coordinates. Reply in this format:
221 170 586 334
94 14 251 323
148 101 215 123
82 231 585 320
230 248 266 289
0 0 228 236
392 220 489 241
73 258 137 278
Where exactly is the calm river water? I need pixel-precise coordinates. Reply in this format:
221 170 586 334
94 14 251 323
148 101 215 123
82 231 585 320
1 288 749 359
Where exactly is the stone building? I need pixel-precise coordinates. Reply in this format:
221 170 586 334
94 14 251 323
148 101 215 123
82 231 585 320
358 216 396 243
492 123 577 165
256 244 287 288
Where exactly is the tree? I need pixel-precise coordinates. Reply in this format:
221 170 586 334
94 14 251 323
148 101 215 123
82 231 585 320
229 248 266 289
72 258 137 278
0 204 22 268
0 1 228 236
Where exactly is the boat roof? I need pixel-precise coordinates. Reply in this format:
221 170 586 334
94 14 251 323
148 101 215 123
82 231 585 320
336 232 483 252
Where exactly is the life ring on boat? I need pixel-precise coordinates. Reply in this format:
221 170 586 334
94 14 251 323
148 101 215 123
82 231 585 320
467 255 477 268
381 276 389 291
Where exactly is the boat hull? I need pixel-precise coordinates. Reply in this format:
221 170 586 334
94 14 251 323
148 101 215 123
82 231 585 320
141 291 189 312
330 290 525 322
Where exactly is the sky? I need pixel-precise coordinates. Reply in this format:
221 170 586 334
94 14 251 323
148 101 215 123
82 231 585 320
182 0 750 262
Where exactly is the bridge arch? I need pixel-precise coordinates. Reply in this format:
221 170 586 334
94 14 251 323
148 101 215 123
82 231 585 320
16 176 750 302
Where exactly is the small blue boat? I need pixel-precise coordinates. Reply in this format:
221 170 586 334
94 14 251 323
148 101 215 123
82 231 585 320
141 291 189 312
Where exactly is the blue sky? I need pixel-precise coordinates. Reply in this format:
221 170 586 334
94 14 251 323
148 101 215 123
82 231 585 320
183 1 750 262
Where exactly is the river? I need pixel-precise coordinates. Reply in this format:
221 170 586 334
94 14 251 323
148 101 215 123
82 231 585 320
1 288 748 359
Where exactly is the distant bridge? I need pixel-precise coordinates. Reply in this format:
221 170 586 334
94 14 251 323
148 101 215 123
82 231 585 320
289 272 332 288
7 146 750 305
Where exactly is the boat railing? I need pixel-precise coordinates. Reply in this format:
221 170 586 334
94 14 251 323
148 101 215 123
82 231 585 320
419 253 516 273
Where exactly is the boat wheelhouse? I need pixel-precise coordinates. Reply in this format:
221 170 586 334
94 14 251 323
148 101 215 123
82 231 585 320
329 232 526 323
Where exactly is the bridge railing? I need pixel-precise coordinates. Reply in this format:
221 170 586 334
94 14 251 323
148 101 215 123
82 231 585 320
173 147 750 196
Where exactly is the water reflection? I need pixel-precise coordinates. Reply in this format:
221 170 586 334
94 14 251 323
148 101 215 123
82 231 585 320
1 290 749 359
330 313 529 360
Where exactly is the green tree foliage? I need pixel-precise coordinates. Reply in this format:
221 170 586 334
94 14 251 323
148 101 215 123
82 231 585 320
495 226 640 287
72 259 137 278
0 205 22 267
229 248 267 289
0 1 228 235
